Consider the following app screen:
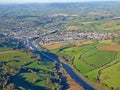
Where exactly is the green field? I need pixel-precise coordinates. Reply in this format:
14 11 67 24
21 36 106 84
0 47 55 90
0 47 12 52
100 61 120 89
0 50 32 67
51 41 120 89
66 20 120 31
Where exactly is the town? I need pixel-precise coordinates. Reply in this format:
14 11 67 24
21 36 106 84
0 28 119 47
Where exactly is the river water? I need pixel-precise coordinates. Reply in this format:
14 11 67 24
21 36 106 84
28 41 95 90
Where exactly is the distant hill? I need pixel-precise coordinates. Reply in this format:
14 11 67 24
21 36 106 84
0 2 120 31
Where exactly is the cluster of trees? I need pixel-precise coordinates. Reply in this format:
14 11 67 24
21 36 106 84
0 63 20 90
0 38 69 90
50 62 69 90
0 37 25 49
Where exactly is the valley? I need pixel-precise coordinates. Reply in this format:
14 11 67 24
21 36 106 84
1 2 120 90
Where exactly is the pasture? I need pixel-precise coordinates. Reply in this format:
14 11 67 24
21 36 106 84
0 47 55 89
51 41 120 89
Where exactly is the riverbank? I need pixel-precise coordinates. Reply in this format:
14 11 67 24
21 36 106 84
28 41 95 90
58 55 108 90
59 67 84 90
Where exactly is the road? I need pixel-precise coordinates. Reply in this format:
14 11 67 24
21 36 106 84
28 41 95 90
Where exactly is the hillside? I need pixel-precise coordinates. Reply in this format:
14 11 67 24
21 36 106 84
0 2 120 32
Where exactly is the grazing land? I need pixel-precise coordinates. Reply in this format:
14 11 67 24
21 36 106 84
0 47 54 89
51 39 120 89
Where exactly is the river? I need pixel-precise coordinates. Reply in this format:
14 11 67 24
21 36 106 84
28 41 95 90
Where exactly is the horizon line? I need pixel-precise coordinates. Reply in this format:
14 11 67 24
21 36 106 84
0 1 120 5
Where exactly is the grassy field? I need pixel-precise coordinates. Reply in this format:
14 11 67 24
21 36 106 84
0 47 55 90
0 49 33 68
0 47 12 52
66 20 120 31
99 61 120 89
51 40 120 89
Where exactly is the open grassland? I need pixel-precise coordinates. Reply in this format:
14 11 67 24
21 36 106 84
20 72 54 89
0 49 33 68
100 62 120 89
51 40 120 89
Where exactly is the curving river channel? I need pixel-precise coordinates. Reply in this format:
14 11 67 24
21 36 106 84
28 41 95 90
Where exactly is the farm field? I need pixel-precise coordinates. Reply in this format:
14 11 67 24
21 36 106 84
51 40 120 89
43 43 67 50
97 46 120 51
66 20 120 31
99 61 120 89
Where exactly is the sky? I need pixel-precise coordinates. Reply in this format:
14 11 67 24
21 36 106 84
0 0 119 4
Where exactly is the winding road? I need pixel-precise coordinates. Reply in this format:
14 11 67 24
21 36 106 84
28 41 95 90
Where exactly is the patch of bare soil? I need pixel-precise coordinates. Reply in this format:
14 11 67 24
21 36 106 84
59 67 84 90
43 41 93 50
43 43 67 50
74 41 93 46
97 46 120 51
